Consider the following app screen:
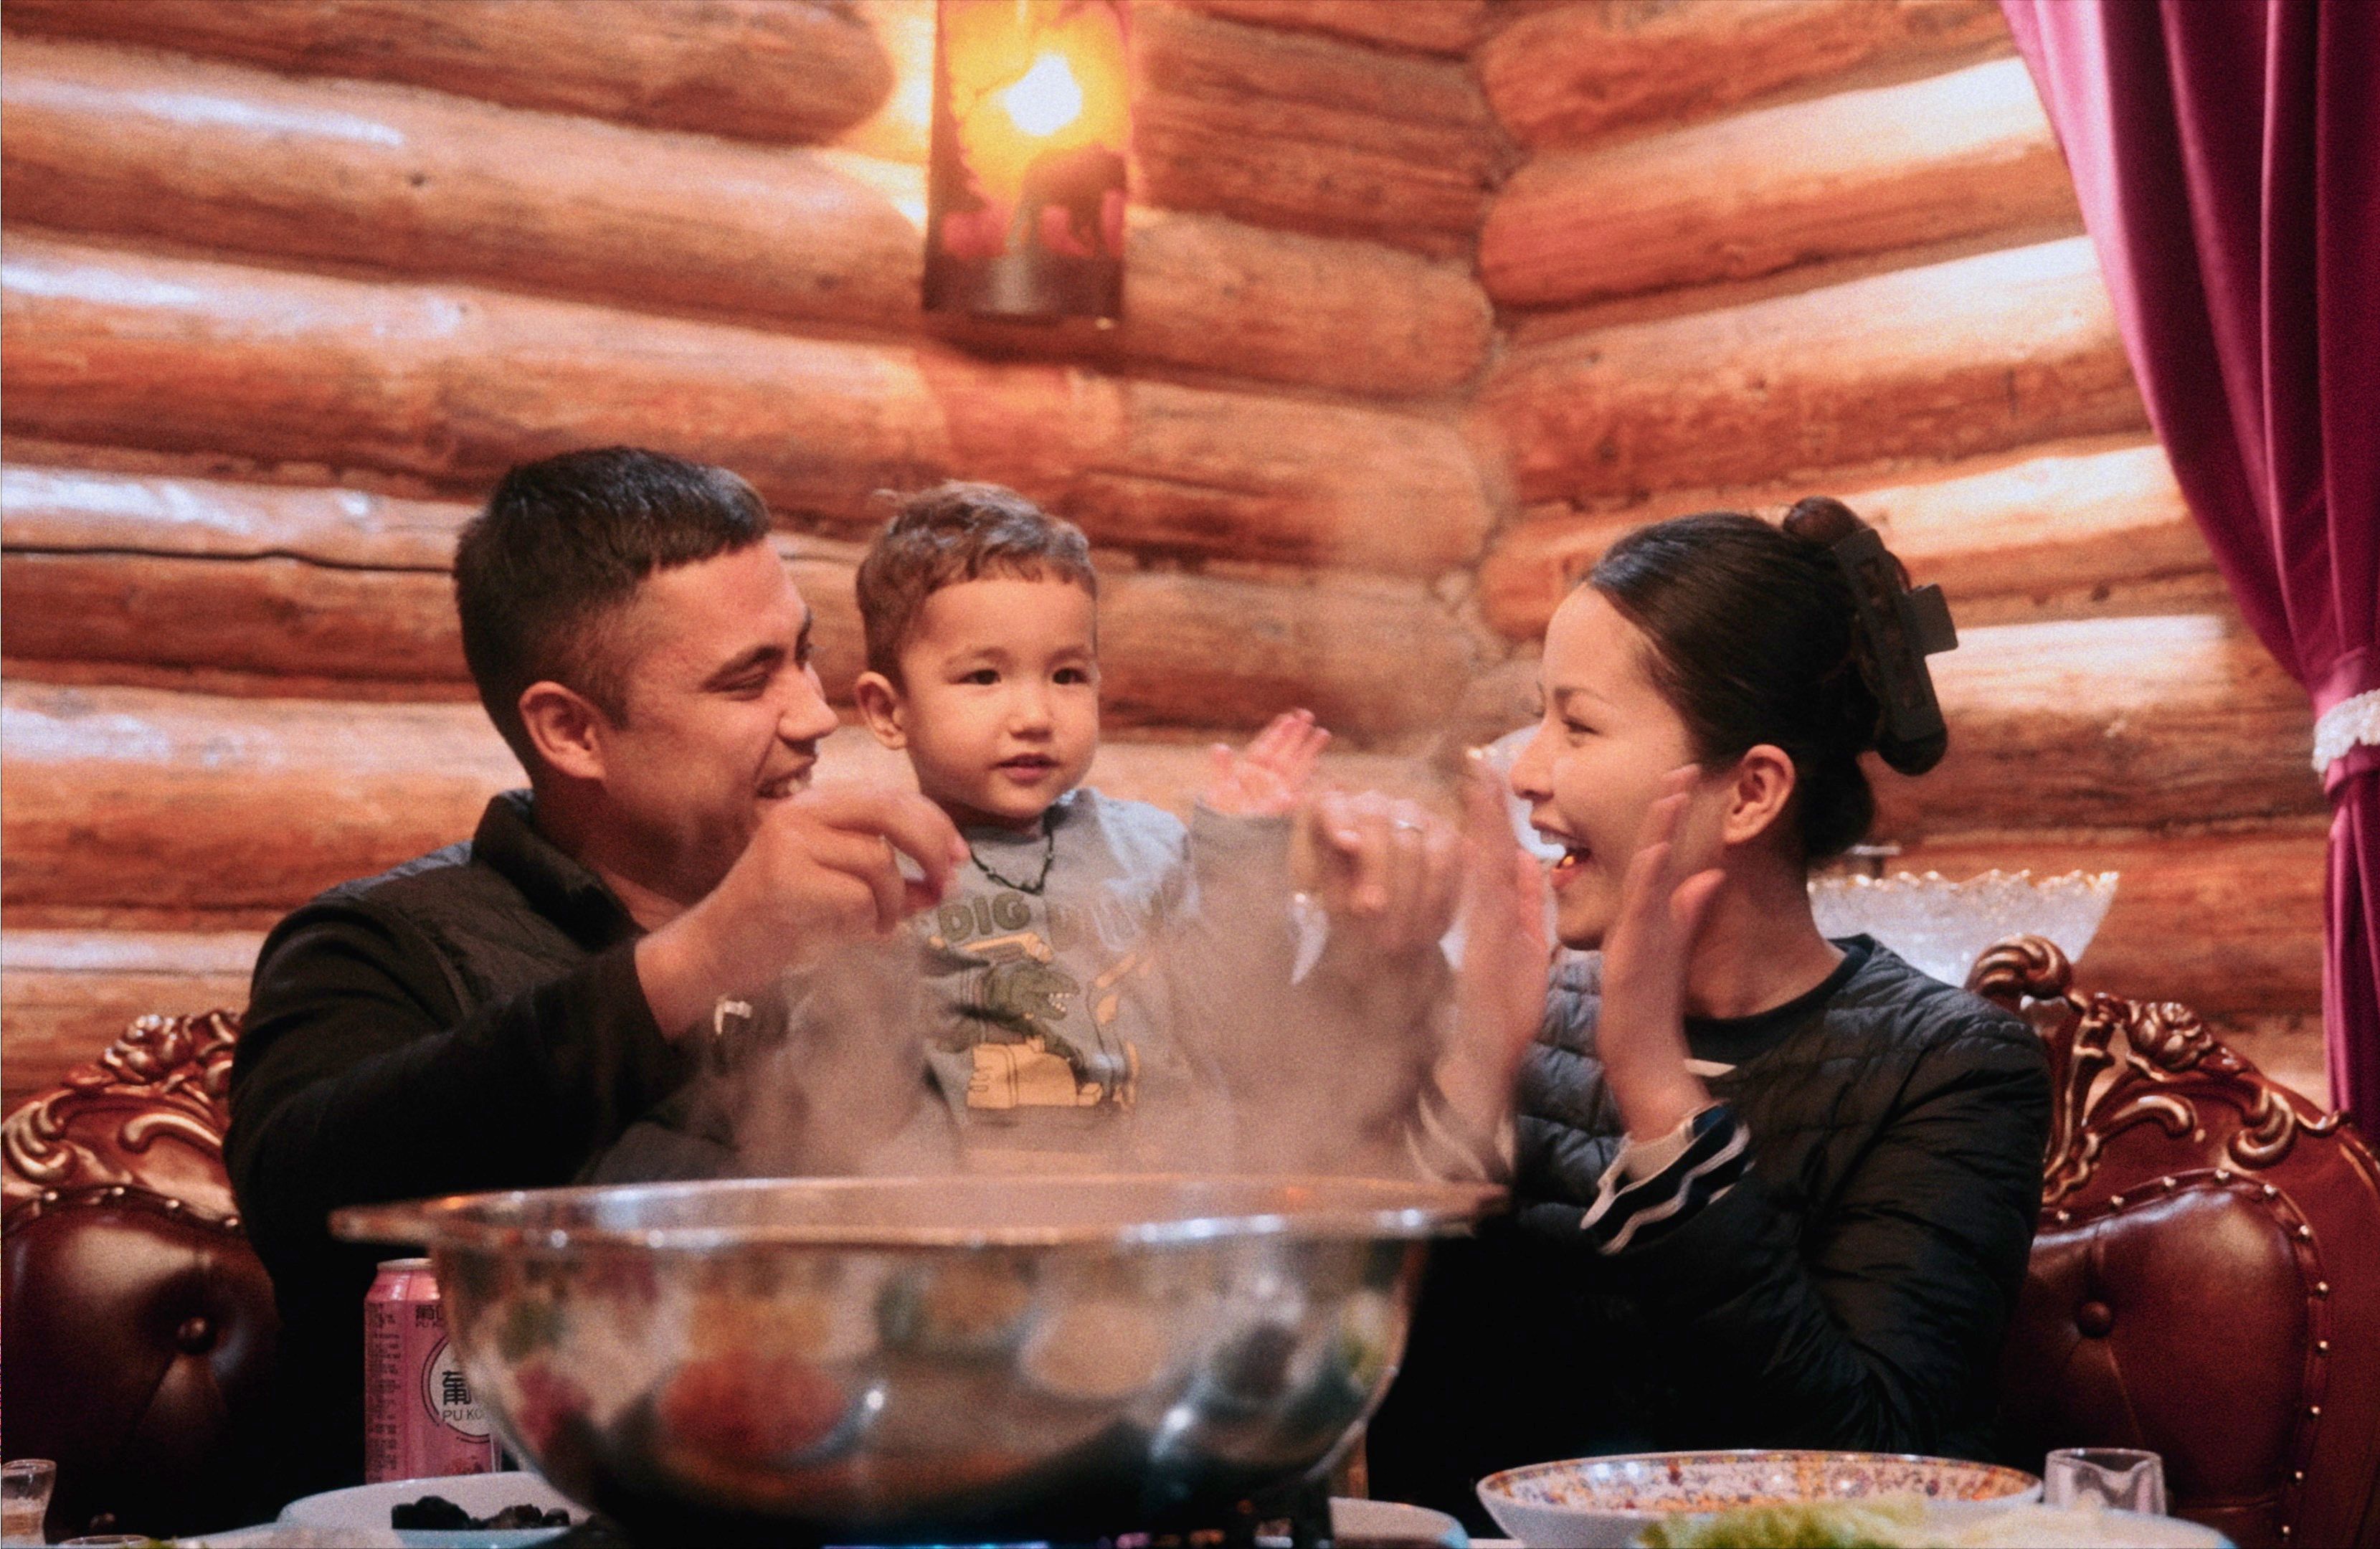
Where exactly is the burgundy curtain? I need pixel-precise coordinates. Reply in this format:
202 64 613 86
1999 0 2379 1122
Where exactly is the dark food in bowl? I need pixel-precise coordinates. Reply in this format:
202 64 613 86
391 1494 574 1530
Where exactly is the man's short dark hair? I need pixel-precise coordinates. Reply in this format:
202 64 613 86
455 447 772 765
855 482 1097 681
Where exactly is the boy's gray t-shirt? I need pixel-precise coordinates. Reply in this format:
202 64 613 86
918 786 1289 1170
582 785 1300 1183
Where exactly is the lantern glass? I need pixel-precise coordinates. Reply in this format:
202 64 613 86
926 0 1129 321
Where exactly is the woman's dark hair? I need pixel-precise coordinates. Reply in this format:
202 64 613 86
1585 497 1946 861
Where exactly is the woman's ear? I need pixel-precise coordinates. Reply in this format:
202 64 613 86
853 671 909 749
1719 744 1800 848
518 681 608 782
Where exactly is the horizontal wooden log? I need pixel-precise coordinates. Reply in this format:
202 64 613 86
1 0 1492 252
1476 440 2211 640
0 0 893 146
1129 3 1498 257
1 929 262 1112
1176 0 1485 55
1474 238 2148 506
0 465 1481 737
1481 57 2072 308
1479 0 2012 149
1871 615 2318 837
1877 824 2326 1018
0 39 1491 397
1459 610 2316 833
0 235 1492 576
0 683 1436 915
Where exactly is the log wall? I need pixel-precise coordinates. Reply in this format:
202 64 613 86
1460 0 2327 1104
0 0 2329 1109
0 0 1504 1103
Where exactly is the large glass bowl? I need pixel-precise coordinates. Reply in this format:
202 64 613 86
336 1174 1497 1544
1808 869 2118 988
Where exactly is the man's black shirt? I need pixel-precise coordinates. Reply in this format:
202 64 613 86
227 792 695 1496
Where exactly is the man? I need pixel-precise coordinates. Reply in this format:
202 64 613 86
227 447 964 1495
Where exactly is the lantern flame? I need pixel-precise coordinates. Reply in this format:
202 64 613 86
999 52 1084 138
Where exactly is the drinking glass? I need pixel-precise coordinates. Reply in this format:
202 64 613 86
2045 1447 2168 1515
0 1459 55 1547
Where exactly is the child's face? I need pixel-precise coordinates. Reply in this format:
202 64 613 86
1507 588 1705 948
873 576 1100 830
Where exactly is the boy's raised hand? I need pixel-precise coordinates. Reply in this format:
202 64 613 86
1204 708 1331 817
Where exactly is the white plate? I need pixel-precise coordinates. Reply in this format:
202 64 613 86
1479 1450 2039 1548
277 1472 582 1548
1330 1497 1470 1547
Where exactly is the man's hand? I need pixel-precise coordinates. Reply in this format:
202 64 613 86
1205 709 1330 818
635 788 966 1038
1300 787 1461 957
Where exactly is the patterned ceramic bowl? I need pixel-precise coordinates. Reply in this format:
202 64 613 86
1476 1450 2042 1548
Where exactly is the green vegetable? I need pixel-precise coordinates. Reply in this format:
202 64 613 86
1640 1497 1930 1548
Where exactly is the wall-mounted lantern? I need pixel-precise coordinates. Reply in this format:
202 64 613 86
924 0 1129 322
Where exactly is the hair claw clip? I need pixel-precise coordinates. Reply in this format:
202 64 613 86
1827 524 1956 769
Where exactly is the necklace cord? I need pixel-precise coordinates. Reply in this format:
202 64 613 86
969 823 1057 894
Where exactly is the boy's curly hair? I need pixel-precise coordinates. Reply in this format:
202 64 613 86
855 482 1098 681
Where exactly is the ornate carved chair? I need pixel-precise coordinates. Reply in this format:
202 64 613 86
1975 938 2380 1549
1 1010 280 1540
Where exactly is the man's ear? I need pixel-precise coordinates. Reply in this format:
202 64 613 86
518 681 610 782
1719 744 1799 848
853 671 909 750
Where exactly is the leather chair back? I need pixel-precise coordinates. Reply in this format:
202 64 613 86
1 1011 280 1540
1976 938 2380 1549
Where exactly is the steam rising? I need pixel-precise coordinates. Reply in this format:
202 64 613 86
710 823 1471 1183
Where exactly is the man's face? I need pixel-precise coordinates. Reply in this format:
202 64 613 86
589 541 840 904
881 577 1101 830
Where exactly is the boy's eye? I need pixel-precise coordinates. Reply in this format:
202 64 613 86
963 668 1000 686
1563 719 1596 739
1055 666 1093 685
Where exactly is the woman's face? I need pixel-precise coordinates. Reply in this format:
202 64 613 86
1508 589 1705 949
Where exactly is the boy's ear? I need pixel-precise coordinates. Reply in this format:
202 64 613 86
853 671 909 749
518 681 610 782
1717 743 1798 848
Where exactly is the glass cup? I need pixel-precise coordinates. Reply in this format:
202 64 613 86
2045 1446 2168 1515
1 1459 56 1548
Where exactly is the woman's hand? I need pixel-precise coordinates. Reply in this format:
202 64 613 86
1596 766 1725 1140
1205 709 1331 817
1437 753 1555 1132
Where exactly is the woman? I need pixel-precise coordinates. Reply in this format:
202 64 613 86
1367 500 2051 1525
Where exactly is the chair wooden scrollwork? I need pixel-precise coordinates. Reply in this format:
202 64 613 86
1974 937 2380 1549
1 1010 279 1540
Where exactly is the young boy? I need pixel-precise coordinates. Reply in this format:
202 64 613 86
848 483 1327 1170
589 482 1446 1184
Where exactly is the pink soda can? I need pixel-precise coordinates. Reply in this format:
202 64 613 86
364 1257 498 1482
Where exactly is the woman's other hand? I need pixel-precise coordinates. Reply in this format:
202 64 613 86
1436 752 1555 1134
1205 708 1330 817
1597 766 1725 1140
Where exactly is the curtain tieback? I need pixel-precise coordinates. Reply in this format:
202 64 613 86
2314 688 2380 776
